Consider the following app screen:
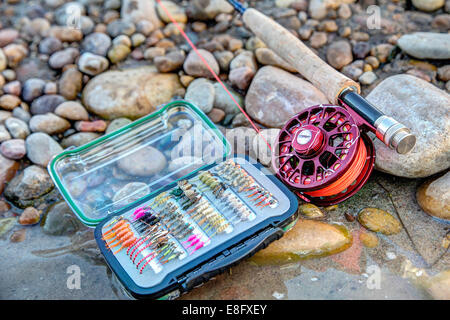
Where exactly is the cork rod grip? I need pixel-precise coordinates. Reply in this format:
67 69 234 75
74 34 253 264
242 8 360 104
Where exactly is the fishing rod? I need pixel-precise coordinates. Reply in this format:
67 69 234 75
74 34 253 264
226 0 416 205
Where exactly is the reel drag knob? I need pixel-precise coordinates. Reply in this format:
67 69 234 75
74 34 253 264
272 105 375 206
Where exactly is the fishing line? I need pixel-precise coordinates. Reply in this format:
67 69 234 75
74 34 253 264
155 0 273 152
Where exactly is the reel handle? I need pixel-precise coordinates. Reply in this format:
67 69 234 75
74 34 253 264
242 8 360 104
241 8 416 154
339 89 416 154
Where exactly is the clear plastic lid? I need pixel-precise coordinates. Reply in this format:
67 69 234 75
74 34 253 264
48 101 231 226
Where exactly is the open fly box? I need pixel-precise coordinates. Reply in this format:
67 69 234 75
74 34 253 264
48 100 298 299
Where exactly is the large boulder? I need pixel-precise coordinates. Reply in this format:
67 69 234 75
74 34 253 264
82 67 183 119
366 74 450 178
397 32 450 60
245 66 329 128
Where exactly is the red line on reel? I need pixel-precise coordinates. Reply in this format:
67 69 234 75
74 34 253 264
272 104 375 206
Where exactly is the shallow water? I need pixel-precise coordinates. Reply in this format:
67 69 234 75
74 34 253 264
0 172 448 300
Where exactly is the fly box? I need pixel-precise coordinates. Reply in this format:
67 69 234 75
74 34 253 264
48 100 298 299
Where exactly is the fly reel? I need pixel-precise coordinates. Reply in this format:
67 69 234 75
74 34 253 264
272 105 375 206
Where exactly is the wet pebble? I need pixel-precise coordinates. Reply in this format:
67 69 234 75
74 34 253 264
298 203 326 219
360 231 379 248
10 228 26 243
43 201 81 236
4 165 54 208
0 139 26 159
358 208 402 235
207 108 225 123
25 132 63 166
19 207 40 225
0 217 16 237
416 171 449 221
0 154 19 195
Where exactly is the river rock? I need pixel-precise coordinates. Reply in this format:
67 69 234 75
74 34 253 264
0 94 21 110
82 67 183 119
213 82 243 116
22 78 46 102
298 203 326 219
412 0 444 12
358 208 402 235
416 172 450 221
245 66 329 128
81 33 111 56
117 145 167 176
3 44 28 68
4 165 54 208
156 1 187 23
309 0 355 20
26 132 63 166
121 0 163 28
4 117 30 139
48 48 80 69
187 0 234 20
0 217 16 238
112 182 150 207
366 75 450 178
19 207 40 225
0 49 6 72
398 33 450 60
154 50 185 73
78 52 109 76
107 44 131 63
0 154 19 195
185 78 215 113
42 201 81 236
359 231 379 248
58 68 83 100
54 101 89 121
30 94 66 114
0 29 19 48
61 132 100 148
0 124 11 142
254 48 296 73
29 113 71 134
39 37 62 55
326 40 353 69
251 219 352 264
425 270 450 300
183 49 219 79
0 139 26 159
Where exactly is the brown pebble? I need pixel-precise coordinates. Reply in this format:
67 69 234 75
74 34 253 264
10 228 26 243
360 231 379 248
344 212 355 222
19 207 40 225
207 108 225 124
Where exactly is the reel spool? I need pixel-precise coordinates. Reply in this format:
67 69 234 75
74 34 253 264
272 105 375 206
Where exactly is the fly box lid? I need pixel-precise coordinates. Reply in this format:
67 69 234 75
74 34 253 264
48 100 230 227
48 100 298 299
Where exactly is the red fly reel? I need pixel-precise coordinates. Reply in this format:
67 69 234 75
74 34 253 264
272 105 375 206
